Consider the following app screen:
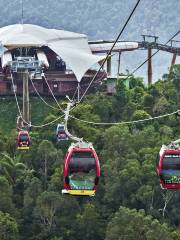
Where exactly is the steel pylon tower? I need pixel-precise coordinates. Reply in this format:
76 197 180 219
22 70 30 126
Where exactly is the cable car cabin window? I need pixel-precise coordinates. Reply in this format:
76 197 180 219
19 134 29 142
161 154 180 184
162 155 180 170
58 126 64 132
68 151 96 190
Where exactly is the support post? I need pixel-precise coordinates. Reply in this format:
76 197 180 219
22 70 30 127
148 48 152 86
77 82 80 103
170 52 177 67
107 55 111 76
168 53 176 80
117 52 121 76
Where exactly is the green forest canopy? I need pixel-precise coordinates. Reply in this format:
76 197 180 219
0 65 179 239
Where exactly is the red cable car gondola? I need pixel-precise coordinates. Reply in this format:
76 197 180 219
56 124 69 141
156 146 180 189
62 142 100 196
17 130 30 150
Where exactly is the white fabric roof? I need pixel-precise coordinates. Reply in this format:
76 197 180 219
0 24 104 82
89 42 139 53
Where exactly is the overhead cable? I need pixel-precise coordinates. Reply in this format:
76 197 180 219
67 30 180 125
131 30 180 75
69 110 179 126
10 72 65 128
29 76 59 111
42 73 64 112
78 0 142 104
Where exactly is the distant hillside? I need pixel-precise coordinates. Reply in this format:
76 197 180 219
0 0 179 81
0 0 179 41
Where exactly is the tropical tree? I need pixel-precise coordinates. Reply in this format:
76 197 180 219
37 140 58 189
0 211 19 240
0 153 26 186
0 176 16 215
34 191 62 229
105 207 173 240
75 203 104 240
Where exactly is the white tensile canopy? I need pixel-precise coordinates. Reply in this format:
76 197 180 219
0 24 105 82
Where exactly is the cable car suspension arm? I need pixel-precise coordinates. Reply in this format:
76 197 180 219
168 139 180 149
64 100 83 143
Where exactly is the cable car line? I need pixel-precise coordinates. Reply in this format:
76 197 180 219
65 32 179 126
29 67 180 128
9 2 179 130
11 68 180 128
72 85 78 101
40 0 142 128
65 30 180 125
10 72 65 128
42 73 64 112
10 0 142 130
29 76 60 111
131 30 180 76
69 109 179 126
10 71 23 119
77 0 142 105
10 70 180 129
79 29 180 109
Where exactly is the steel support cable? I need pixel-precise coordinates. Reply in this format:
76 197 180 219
80 30 180 107
13 36 179 129
78 0 142 105
11 2 179 128
10 73 179 128
42 73 64 112
29 70 106 126
75 30 179 110
10 72 65 128
10 72 23 117
66 30 180 126
72 85 78 101
69 110 179 126
39 69 106 110
30 69 106 118
29 76 59 111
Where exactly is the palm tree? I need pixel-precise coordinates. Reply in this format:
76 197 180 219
0 153 26 186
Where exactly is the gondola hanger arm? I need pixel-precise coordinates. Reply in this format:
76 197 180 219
64 98 83 143
172 139 180 145
168 139 180 149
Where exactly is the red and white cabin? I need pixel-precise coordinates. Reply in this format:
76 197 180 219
62 142 100 196
156 145 180 189
17 130 30 150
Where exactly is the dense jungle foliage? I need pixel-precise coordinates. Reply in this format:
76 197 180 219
0 65 179 240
